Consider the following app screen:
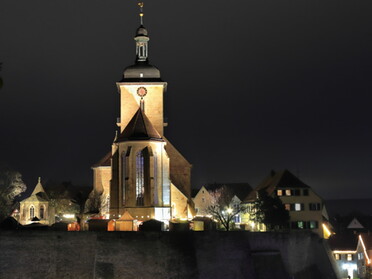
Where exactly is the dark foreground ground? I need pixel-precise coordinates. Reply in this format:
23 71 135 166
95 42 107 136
0 231 339 279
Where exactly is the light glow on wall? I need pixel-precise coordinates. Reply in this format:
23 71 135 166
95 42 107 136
359 235 371 264
322 223 332 239
63 214 75 219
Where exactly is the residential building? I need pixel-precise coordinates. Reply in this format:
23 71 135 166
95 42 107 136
244 170 331 237
328 232 358 278
356 233 372 279
193 183 252 227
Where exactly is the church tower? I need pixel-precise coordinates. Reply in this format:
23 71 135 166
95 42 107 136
92 3 193 225
116 4 166 136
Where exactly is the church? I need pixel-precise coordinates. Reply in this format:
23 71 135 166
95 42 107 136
91 5 194 227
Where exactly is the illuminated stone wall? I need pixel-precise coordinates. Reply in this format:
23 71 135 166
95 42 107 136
0 231 339 279
117 83 166 136
93 166 111 195
171 183 188 219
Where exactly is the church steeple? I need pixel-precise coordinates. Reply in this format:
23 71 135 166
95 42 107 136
122 1 161 81
135 2 149 62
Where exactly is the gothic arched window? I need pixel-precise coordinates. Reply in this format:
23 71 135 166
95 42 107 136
136 150 145 206
153 152 158 204
122 152 126 205
39 205 44 219
30 206 35 219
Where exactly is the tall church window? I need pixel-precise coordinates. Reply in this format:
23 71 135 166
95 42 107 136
30 206 35 219
136 150 145 206
122 152 126 205
153 152 158 204
39 205 45 219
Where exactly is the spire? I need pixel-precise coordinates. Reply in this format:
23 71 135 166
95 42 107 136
31 177 48 197
138 2 144 25
135 2 149 62
122 1 162 81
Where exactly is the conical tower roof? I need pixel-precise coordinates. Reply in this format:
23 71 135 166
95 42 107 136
116 108 163 142
31 177 49 201
32 177 47 195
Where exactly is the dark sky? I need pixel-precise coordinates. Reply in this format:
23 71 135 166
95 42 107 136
1 0 372 199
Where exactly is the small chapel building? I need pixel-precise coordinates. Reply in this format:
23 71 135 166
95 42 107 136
91 6 194 226
19 177 55 226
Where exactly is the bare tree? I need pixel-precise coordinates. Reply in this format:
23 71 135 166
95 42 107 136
84 190 102 214
206 185 246 231
0 165 27 221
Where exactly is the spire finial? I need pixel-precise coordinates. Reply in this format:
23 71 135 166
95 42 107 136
38 177 41 183
138 2 144 25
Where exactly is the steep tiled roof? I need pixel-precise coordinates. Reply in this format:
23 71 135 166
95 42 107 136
244 170 310 202
92 151 112 168
328 232 358 251
116 108 163 142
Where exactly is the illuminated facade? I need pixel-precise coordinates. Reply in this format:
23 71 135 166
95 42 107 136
92 7 192 225
243 170 331 237
19 177 55 226
193 183 252 227
356 233 372 279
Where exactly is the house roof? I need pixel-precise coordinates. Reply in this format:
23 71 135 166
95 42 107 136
359 233 372 250
244 170 310 202
22 177 49 202
32 177 48 196
328 232 358 251
203 183 253 201
92 151 112 168
330 215 372 233
116 108 163 142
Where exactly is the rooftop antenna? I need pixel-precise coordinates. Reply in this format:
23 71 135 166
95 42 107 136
138 2 144 25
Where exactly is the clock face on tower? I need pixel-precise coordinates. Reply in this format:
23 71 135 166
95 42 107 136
137 86 147 98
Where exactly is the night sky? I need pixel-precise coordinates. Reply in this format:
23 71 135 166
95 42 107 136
1 0 371 199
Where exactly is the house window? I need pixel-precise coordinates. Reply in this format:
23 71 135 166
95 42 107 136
39 205 45 219
347 254 353 261
297 221 304 229
334 253 340 260
294 203 304 211
136 150 145 206
202 198 205 203
284 204 290 211
277 190 283 196
309 203 321 211
233 214 240 223
309 221 318 229
303 189 309 196
285 189 292 196
30 206 35 219
293 189 300 196
358 253 364 260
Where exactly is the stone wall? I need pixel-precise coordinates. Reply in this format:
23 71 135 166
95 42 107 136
0 231 339 279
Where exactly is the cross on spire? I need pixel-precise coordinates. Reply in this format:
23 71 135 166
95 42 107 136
138 2 144 25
